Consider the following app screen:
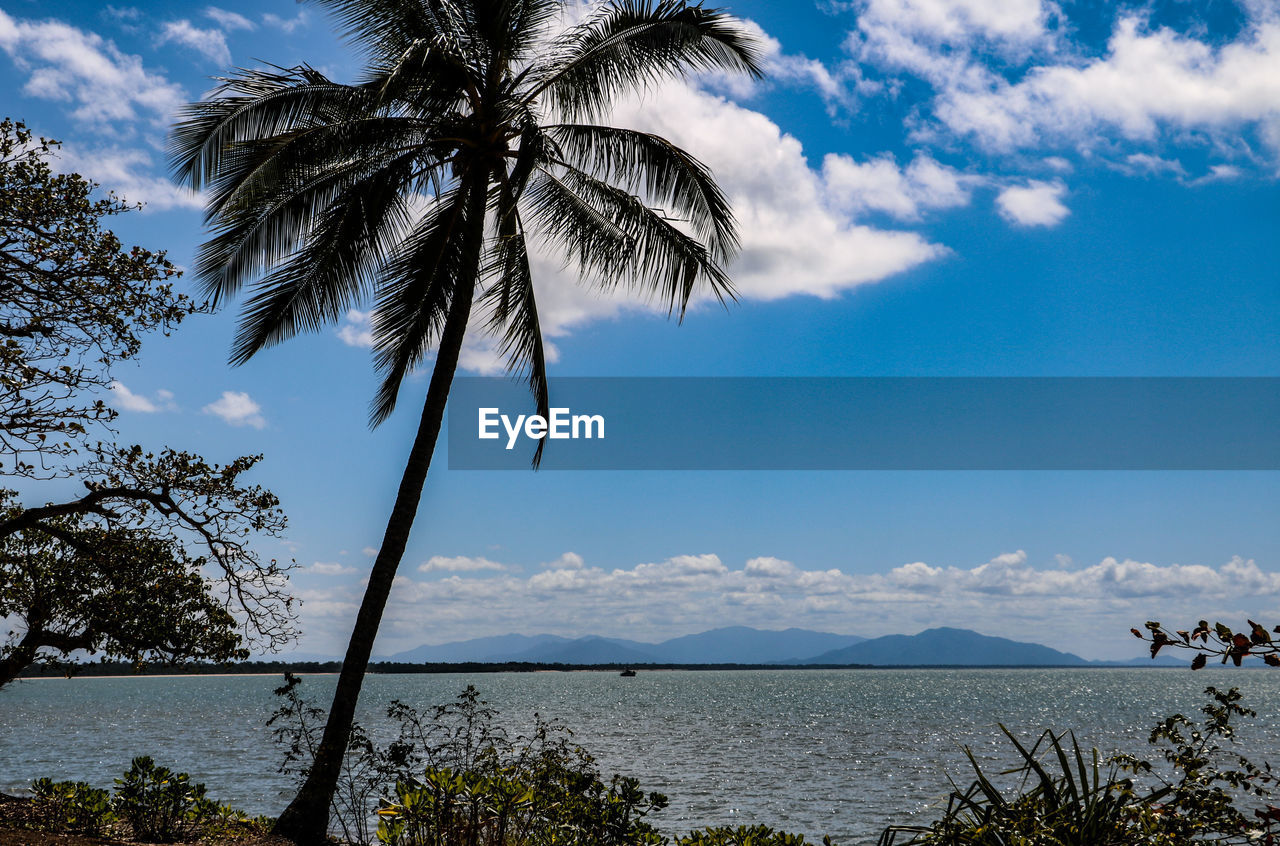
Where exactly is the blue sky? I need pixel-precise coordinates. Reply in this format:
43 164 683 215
1 0 1278 659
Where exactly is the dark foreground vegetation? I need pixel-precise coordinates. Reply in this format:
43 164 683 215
6 680 1280 846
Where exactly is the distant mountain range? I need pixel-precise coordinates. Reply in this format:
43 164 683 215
369 626 1185 667
385 626 867 664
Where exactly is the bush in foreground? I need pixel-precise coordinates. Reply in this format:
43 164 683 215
879 686 1280 846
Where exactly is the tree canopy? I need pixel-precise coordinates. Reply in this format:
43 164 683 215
0 119 192 477
0 119 295 686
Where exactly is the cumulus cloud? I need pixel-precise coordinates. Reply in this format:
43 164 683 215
53 144 202 210
544 552 585 570
608 83 947 302
846 1 1280 169
109 381 176 412
419 555 509 574
823 152 976 219
854 0 1054 48
939 15 1280 156
202 390 266 429
156 19 230 64
291 549 1280 659
0 10 186 131
995 180 1069 226
336 309 374 349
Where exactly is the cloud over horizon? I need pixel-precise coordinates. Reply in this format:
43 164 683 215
289 550 1280 661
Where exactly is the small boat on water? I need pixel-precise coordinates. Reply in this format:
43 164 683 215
619 668 637 677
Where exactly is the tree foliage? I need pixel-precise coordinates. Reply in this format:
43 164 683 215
0 119 192 476
0 119 295 686
1133 619 1280 669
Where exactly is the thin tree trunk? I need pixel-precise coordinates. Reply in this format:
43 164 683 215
273 170 489 844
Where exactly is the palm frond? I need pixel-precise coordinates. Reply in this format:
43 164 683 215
369 184 475 424
523 168 636 279
528 0 763 121
170 65 366 192
192 117 445 305
529 165 734 317
482 172 549 465
308 0 486 71
227 159 418 365
547 122 737 262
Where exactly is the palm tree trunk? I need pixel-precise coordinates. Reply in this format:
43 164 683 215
272 169 489 845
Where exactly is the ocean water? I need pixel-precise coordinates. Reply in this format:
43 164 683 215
3 668 1279 845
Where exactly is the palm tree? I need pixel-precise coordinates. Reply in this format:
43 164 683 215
171 0 760 841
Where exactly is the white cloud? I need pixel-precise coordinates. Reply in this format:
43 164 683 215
855 0 1054 47
262 11 308 33
362 546 379 557
202 390 266 429
995 179 1069 226
156 20 231 65
204 7 254 31
917 14 1280 159
0 10 186 131
419 555 509 573
823 152 976 219
1123 153 1187 178
53 144 203 210
608 83 948 302
290 549 1280 659
109 381 176 412
312 561 357 576
337 309 374 349
544 552 585 570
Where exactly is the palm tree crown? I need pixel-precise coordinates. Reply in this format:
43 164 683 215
172 0 761 426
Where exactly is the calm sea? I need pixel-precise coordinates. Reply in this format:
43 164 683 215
4 668 1279 845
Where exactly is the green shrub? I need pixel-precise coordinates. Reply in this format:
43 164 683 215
112 755 211 842
374 763 667 846
878 686 1280 846
30 778 115 835
674 825 832 846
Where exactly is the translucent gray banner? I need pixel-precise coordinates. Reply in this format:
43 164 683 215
446 377 1280 470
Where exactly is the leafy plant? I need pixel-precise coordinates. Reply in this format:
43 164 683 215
1133 619 1280 669
376 765 668 846
112 755 212 842
675 826 833 846
30 778 115 836
878 686 1280 846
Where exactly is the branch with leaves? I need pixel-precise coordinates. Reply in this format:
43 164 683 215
1132 619 1280 669
0 119 200 476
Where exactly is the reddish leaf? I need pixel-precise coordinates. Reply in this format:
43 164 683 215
1131 628 1144 639
1265 654 1280 668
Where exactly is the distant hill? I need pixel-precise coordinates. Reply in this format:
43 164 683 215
388 633 571 663
511 636 660 664
810 627 1090 666
651 626 865 663
387 626 864 665
378 626 1180 667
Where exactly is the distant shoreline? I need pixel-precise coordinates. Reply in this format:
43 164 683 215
14 660 1184 680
